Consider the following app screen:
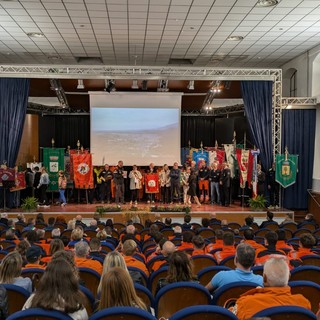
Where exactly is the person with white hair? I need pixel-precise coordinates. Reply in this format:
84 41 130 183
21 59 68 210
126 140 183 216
233 256 311 320
0 213 9 226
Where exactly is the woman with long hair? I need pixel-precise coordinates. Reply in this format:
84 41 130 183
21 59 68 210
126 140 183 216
0 251 32 293
23 258 88 319
156 250 196 294
41 239 65 264
98 267 146 311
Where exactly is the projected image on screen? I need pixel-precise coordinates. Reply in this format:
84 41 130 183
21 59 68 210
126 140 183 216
91 107 180 166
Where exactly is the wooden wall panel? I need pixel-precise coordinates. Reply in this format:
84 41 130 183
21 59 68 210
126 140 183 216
16 114 39 166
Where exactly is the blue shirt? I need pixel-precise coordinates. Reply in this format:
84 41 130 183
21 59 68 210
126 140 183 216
13 276 32 293
211 268 263 290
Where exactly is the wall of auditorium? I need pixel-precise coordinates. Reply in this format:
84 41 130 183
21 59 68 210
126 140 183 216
16 114 39 165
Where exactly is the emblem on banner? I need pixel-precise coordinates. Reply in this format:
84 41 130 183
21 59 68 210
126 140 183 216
77 163 90 175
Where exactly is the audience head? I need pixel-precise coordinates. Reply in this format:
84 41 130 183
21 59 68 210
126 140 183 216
26 245 42 263
36 229 45 240
184 214 191 224
149 224 159 235
162 241 176 257
201 218 210 228
55 215 67 224
145 219 153 228
235 243 256 269
173 226 182 234
67 220 76 230
221 219 228 227
26 230 38 243
245 215 254 226
266 211 274 221
75 215 83 222
27 217 35 226
243 228 255 240
105 226 113 236
305 213 314 221
71 228 83 241
167 251 194 283
5 229 15 240
96 230 107 240
89 238 101 252
17 213 25 222
154 213 161 221
90 219 97 228
93 213 101 222
0 251 23 284
192 235 205 250
98 267 146 310
126 225 136 235
182 231 193 243
299 233 317 248
51 228 61 238
75 241 89 258
122 240 137 256
223 232 235 246
49 239 64 256
265 231 278 247
51 250 78 278
15 240 30 258
164 218 172 226
275 229 286 241
36 213 45 223
263 256 290 287
105 219 113 228
48 217 55 226
215 229 224 240
209 212 218 220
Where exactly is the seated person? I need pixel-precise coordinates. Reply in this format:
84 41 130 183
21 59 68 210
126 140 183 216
191 235 208 256
168 226 183 241
260 211 278 229
181 214 192 230
298 213 318 229
119 224 141 242
206 229 224 253
206 243 263 292
88 237 105 261
143 224 159 242
122 239 149 276
150 240 176 272
209 212 221 225
279 212 296 227
289 233 317 259
255 231 286 266
240 216 254 230
24 246 46 270
156 250 197 294
51 228 61 240
85 220 99 232
75 215 87 229
74 241 102 274
242 229 265 251
214 232 236 263
41 239 64 264
178 231 194 251
232 256 311 320
68 227 86 248
275 229 294 253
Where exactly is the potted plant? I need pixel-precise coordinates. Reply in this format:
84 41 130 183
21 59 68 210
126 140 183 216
21 196 38 212
248 195 267 211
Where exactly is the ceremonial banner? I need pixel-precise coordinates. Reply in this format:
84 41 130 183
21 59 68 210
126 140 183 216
208 149 225 167
10 172 26 192
192 150 209 167
181 148 191 166
236 148 253 188
224 144 236 178
43 148 65 191
145 173 159 193
275 154 298 188
0 168 15 187
64 155 71 181
27 162 42 172
251 149 260 198
72 153 94 189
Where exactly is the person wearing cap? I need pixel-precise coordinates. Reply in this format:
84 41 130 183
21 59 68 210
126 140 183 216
24 246 46 270
58 170 67 207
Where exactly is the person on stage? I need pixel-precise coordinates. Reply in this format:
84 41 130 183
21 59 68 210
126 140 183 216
257 164 266 196
33 166 41 201
267 162 279 209
181 166 191 205
170 162 181 204
37 167 50 206
113 160 125 205
58 170 67 207
129 165 142 206
145 163 157 203
209 161 221 205
220 161 231 207
159 164 171 204
186 167 201 207
198 160 210 203
99 164 113 204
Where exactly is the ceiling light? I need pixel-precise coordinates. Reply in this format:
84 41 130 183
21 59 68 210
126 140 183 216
157 80 169 92
131 80 139 90
77 79 85 90
227 35 244 41
256 0 278 7
104 79 115 93
187 80 194 90
286 104 292 109
27 32 45 38
141 80 148 91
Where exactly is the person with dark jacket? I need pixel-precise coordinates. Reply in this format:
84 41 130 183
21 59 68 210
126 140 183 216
0 286 8 319
113 161 125 205
33 166 41 200
170 162 181 204
209 162 221 205
220 161 231 206
99 164 113 204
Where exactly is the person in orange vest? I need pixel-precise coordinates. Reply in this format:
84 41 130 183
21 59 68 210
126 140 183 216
289 233 317 260
214 232 236 263
178 231 194 252
74 241 102 274
24 246 46 270
191 235 209 256
206 229 225 254
242 229 265 251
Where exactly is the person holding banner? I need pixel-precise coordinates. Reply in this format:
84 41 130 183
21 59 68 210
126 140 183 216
220 161 231 207
113 161 125 205
170 162 181 204
159 164 171 204
37 167 50 207
129 165 142 206
58 170 67 207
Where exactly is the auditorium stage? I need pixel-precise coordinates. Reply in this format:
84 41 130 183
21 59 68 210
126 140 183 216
6 202 294 225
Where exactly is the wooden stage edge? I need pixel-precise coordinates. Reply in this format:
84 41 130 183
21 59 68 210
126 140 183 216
6 203 294 225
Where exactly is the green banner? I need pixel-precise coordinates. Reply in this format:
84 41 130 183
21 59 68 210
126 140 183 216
43 148 65 191
275 154 298 188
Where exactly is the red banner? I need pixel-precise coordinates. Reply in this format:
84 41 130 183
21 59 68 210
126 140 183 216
0 168 15 187
72 154 94 189
10 172 26 192
236 149 253 188
145 173 159 194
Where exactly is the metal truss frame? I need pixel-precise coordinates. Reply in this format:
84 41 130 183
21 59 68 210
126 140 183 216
7 64 281 157
282 97 317 106
182 104 244 116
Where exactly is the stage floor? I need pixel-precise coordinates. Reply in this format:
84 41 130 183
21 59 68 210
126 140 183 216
6 202 294 225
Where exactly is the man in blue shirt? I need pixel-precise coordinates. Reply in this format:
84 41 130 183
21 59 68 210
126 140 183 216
205 243 263 292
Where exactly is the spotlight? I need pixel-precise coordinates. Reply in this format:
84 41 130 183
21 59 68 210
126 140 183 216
187 80 194 90
104 79 115 93
77 79 85 90
131 80 139 90
157 80 169 92
286 104 292 109
141 80 148 91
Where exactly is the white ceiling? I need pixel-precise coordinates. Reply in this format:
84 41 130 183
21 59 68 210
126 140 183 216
0 0 320 68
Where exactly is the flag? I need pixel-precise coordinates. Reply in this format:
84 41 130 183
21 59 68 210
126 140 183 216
145 173 159 193
224 144 236 178
208 149 225 168
27 162 42 172
72 153 94 189
236 148 253 188
10 172 26 192
181 148 191 166
43 148 65 192
64 155 71 181
192 150 209 167
251 149 260 198
275 154 298 188
0 168 15 187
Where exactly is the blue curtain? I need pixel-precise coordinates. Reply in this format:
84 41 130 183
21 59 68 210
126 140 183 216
282 109 316 210
240 81 273 171
0 78 30 167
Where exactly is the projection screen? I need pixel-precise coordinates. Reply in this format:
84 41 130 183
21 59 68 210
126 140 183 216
90 92 182 166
